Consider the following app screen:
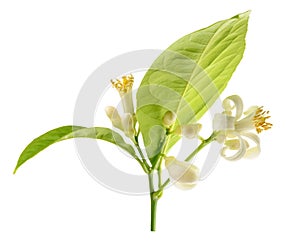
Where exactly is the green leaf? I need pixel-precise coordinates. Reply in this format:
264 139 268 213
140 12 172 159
136 11 250 161
14 126 136 173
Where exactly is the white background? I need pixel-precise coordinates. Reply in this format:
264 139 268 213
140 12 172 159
1 0 299 241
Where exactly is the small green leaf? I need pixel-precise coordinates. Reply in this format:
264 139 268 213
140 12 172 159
14 126 136 173
136 11 250 161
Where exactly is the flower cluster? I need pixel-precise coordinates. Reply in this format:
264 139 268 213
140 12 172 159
106 75 272 191
163 95 272 190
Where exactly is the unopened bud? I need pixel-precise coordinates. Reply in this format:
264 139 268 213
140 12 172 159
174 123 202 139
163 111 177 127
164 156 200 190
105 106 123 130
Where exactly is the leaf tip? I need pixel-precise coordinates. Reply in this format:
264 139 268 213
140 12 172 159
233 10 251 20
13 165 19 174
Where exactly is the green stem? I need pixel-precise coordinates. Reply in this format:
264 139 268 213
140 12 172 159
150 194 157 231
185 132 218 161
134 135 150 172
153 135 170 170
148 172 158 231
158 163 162 187
160 178 170 190
135 157 149 173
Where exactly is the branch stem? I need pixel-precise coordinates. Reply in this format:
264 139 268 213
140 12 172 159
185 132 218 161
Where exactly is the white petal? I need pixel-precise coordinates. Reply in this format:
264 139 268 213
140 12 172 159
235 118 254 132
213 113 235 131
221 132 247 161
241 132 260 144
224 139 241 150
244 106 259 116
122 113 135 138
223 95 244 120
121 91 134 114
174 182 197 190
244 147 261 159
222 98 234 112
105 106 123 130
240 132 261 159
215 133 226 143
165 157 200 183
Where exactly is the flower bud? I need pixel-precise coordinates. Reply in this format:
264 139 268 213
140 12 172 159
164 156 200 190
122 113 135 138
163 111 177 127
174 124 202 139
105 106 123 130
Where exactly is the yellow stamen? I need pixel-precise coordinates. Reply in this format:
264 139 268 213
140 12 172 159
253 106 272 133
111 74 134 94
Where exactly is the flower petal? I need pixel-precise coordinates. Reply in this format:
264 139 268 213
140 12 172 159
235 115 255 132
105 106 123 130
122 113 135 138
221 132 247 161
244 147 261 159
224 139 241 150
223 95 244 120
174 182 197 190
240 132 261 159
244 106 259 116
121 92 135 114
213 113 235 131
164 157 200 184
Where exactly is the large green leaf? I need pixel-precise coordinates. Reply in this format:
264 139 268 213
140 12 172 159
136 11 250 161
14 126 136 173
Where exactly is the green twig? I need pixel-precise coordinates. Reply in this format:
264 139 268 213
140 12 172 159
160 178 170 190
158 163 162 187
148 172 158 231
133 134 151 172
185 132 218 161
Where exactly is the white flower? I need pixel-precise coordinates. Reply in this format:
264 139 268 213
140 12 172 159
111 74 135 114
105 106 123 131
174 123 202 139
164 156 200 190
213 95 272 161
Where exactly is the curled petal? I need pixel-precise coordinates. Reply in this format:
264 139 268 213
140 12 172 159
223 95 244 120
222 98 234 112
244 147 261 159
221 132 247 161
240 132 261 159
224 139 241 150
